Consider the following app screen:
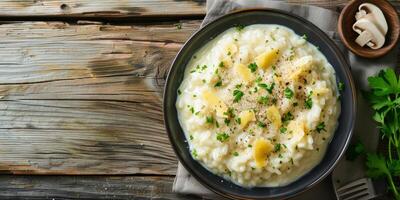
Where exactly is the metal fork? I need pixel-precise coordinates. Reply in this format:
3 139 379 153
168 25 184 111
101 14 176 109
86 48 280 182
335 178 385 200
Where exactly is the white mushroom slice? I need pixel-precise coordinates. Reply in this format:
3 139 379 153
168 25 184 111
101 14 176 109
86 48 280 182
353 18 385 49
353 3 388 49
358 3 388 35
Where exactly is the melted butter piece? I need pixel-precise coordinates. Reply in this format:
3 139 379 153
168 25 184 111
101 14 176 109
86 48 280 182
238 110 256 129
234 63 254 84
203 90 227 117
266 105 281 129
253 138 274 168
255 48 280 69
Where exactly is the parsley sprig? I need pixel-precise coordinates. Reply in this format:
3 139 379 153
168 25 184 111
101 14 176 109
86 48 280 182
364 69 400 199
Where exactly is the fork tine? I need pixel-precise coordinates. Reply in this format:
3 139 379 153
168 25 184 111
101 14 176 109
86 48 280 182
338 185 368 197
342 190 370 200
337 178 368 192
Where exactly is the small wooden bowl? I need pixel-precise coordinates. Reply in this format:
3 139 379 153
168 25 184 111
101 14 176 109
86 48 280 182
338 0 400 58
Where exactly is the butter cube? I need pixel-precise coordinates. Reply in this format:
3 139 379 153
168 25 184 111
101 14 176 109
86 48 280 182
266 105 281 129
253 138 273 168
238 110 256 129
203 90 227 117
255 48 280 69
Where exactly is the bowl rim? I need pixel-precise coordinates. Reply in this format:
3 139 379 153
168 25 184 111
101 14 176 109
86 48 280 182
164 8 357 199
337 0 400 58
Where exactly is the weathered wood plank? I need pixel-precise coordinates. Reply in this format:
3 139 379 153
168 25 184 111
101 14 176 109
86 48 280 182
0 21 200 175
0 175 200 200
0 0 397 18
0 0 206 18
0 175 339 200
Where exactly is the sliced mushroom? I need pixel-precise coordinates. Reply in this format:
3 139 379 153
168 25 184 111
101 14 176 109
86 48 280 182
358 3 388 35
353 18 385 49
352 3 388 49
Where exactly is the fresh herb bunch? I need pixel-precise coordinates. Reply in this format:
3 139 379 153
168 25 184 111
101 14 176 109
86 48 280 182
365 68 400 199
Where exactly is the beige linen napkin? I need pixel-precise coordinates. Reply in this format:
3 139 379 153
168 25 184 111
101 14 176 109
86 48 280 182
173 0 399 199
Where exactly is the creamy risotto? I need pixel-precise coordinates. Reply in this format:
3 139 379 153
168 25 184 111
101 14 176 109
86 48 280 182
176 24 340 187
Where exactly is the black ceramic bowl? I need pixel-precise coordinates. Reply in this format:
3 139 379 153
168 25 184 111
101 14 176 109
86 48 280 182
164 9 356 200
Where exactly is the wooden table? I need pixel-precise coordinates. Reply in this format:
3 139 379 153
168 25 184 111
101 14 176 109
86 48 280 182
0 1 398 199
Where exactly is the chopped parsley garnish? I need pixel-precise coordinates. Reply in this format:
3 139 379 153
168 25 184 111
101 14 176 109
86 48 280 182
206 116 214 124
280 127 287 133
293 102 298 107
227 51 231 56
255 77 262 83
215 120 220 128
316 122 326 133
175 23 182 29
258 82 275 94
223 107 235 118
235 24 245 31
214 79 222 87
177 89 182 95
218 61 225 68
257 121 266 128
235 117 241 125
338 81 345 91
284 87 294 99
302 34 307 40
257 96 268 105
233 152 239 156
224 118 231 126
248 144 253 148
274 143 281 152
189 135 193 140
235 83 243 89
201 65 207 70
189 106 195 114
216 132 229 142
233 90 244 102
248 62 258 73
191 149 197 157
305 91 313 109
282 112 294 123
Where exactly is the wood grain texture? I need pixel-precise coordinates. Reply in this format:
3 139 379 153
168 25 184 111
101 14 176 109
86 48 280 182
0 175 200 200
0 175 340 200
0 0 397 18
0 20 200 175
0 0 206 17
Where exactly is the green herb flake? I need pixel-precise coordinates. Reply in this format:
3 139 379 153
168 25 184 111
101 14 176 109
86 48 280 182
216 132 230 142
284 87 294 99
218 61 225 68
305 91 313 109
280 127 287 134
316 122 326 133
206 116 214 124
235 24 245 31
257 121 266 128
189 135 194 140
274 143 281 152
214 79 222 87
177 89 182 95
191 149 197 157
248 144 253 148
233 152 239 156
235 117 241 125
224 118 231 126
338 81 345 91
233 89 244 102
258 96 268 105
175 23 182 29
248 62 258 73
258 82 275 94
301 34 307 40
